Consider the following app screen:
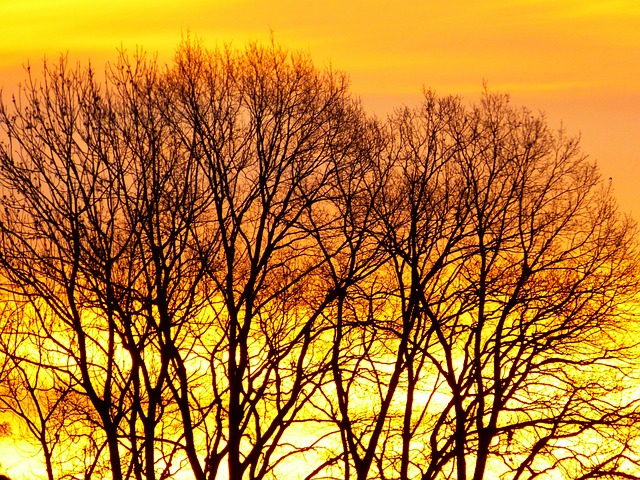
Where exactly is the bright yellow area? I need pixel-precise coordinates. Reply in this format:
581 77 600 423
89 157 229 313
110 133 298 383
2 0 638 92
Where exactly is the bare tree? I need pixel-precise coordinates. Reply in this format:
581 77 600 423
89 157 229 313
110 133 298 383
0 41 371 480
362 91 640 480
0 50 215 479
1 43 639 480
165 40 376 480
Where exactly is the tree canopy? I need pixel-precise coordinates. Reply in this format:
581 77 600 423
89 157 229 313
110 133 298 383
0 40 639 480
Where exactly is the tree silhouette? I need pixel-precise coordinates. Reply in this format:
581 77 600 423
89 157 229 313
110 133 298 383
0 41 639 480
367 92 640 480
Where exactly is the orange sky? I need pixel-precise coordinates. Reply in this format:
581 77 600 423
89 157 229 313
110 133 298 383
1 0 639 213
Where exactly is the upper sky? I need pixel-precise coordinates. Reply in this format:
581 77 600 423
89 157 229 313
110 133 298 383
1 0 638 212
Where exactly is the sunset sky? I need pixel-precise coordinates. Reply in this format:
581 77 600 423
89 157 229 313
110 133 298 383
0 0 638 212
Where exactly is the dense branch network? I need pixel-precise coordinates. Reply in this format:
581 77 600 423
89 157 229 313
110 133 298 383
0 40 638 480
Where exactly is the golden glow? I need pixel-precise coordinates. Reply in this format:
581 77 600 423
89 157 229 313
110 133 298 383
2 1 639 87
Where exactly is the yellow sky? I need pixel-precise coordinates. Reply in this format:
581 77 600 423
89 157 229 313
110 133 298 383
0 0 639 212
